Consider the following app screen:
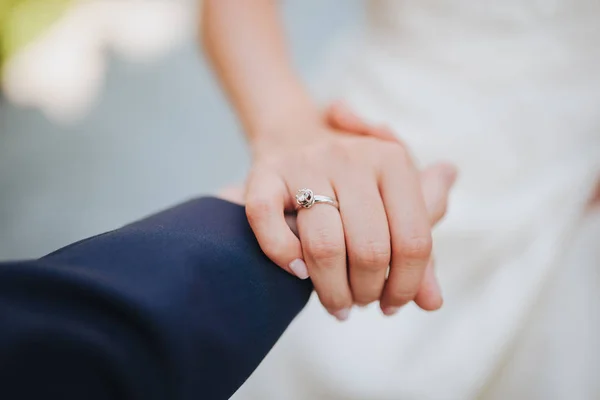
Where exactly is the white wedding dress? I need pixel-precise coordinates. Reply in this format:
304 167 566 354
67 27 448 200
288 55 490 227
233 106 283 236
233 1 600 399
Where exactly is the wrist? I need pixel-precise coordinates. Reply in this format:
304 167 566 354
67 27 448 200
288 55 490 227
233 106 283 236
246 94 324 159
249 121 324 160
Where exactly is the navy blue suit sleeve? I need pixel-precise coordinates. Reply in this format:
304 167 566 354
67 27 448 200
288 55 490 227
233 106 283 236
0 197 312 400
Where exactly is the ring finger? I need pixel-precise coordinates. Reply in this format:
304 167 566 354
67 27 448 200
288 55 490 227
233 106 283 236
293 179 352 321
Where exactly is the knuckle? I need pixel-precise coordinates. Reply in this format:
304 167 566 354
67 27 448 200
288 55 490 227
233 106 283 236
387 290 416 306
352 241 390 271
399 235 432 260
319 293 350 311
306 236 345 263
260 236 288 261
245 198 271 221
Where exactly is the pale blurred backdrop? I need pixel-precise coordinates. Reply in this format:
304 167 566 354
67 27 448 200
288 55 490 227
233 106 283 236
2 3 600 399
0 0 361 260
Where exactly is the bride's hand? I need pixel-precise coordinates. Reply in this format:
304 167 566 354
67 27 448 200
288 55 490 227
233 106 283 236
324 103 457 312
221 163 455 313
244 107 456 320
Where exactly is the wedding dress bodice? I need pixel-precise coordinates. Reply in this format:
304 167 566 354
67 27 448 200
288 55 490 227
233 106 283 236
344 0 600 181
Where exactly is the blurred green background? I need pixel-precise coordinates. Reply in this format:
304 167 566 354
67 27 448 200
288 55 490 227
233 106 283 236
0 0 72 73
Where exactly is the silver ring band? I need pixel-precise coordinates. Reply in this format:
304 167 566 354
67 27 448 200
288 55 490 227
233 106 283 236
295 188 339 210
313 195 339 209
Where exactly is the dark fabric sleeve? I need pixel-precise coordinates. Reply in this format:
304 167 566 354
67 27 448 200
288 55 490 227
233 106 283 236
0 197 312 400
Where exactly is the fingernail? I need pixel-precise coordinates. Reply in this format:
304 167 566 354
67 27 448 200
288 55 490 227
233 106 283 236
382 306 400 316
332 308 351 321
289 259 309 279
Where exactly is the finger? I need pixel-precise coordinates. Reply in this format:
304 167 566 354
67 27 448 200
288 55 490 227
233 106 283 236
411 163 457 311
420 163 458 225
325 101 372 134
325 101 398 143
369 125 402 143
379 147 433 314
285 163 457 233
294 180 353 320
245 169 308 279
333 168 390 306
279 163 457 254
414 258 443 311
587 178 600 209
218 184 302 237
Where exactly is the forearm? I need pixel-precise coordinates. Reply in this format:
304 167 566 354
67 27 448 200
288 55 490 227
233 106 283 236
201 0 319 148
0 198 312 400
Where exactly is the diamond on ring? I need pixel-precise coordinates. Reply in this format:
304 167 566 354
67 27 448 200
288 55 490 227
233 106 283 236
296 188 315 208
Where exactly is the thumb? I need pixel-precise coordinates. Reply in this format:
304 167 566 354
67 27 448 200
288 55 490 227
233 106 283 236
413 162 457 311
325 101 399 142
419 162 458 226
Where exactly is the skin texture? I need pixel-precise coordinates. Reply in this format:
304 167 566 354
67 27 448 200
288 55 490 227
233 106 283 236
219 103 457 316
201 1 456 319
